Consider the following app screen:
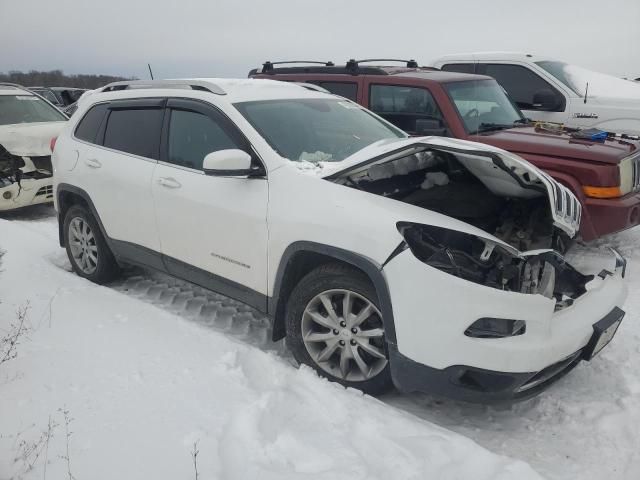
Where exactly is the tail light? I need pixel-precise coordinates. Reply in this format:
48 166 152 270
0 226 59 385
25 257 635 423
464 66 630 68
50 136 58 153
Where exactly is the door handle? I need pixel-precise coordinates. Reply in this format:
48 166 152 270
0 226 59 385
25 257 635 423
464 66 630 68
84 158 102 168
157 176 182 188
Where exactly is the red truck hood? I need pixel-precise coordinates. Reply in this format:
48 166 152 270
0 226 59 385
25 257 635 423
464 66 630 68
469 127 638 165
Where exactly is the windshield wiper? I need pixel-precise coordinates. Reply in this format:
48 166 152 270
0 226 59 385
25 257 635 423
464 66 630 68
513 118 531 125
477 122 513 133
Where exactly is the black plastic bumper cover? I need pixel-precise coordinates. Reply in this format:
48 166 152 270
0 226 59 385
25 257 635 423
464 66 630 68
388 307 625 404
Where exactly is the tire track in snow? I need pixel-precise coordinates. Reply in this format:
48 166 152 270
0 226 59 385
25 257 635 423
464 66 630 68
110 267 289 356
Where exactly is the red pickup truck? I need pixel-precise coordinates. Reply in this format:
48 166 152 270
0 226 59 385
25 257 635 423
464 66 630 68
250 60 640 241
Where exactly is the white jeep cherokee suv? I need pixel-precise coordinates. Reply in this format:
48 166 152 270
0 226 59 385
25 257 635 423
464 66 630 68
52 79 628 402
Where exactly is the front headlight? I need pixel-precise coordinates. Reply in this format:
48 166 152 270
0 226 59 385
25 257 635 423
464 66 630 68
584 153 640 198
396 222 557 297
397 222 521 289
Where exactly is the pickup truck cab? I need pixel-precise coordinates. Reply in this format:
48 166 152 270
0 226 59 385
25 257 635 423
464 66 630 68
433 52 640 136
250 60 640 241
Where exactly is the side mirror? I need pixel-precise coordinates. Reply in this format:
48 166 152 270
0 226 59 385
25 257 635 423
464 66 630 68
532 89 560 111
203 149 253 176
415 118 447 136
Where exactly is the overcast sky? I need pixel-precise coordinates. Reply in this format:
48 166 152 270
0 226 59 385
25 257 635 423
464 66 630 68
1 0 639 80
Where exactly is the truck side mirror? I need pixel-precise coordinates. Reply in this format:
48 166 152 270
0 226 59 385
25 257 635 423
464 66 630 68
415 118 447 136
532 89 560 111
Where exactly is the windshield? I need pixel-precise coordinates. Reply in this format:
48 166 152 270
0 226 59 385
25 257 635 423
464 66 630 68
536 60 640 98
0 95 67 126
445 80 525 134
234 98 405 163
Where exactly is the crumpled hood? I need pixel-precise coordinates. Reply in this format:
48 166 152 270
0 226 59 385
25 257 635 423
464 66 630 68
314 136 531 178
470 127 639 165
0 122 66 157
305 135 581 238
312 137 502 178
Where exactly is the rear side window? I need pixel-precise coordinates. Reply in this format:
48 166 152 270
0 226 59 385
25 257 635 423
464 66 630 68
74 103 108 143
103 108 163 158
317 82 358 101
483 64 563 111
167 109 241 170
441 63 476 74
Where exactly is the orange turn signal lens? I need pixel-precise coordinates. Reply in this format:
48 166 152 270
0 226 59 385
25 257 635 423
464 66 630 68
582 185 623 199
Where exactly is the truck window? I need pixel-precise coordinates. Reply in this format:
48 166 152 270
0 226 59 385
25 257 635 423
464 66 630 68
483 64 565 112
369 84 445 134
317 82 358 101
441 63 476 74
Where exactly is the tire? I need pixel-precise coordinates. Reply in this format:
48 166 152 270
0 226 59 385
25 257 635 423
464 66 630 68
285 263 393 395
63 204 120 284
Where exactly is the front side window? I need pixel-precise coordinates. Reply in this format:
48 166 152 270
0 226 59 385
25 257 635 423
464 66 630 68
235 98 404 163
103 108 163 158
445 79 525 133
369 84 444 134
0 95 67 126
369 85 443 117
483 64 563 111
167 109 240 170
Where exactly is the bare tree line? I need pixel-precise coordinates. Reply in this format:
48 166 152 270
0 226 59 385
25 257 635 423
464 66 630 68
0 70 134 89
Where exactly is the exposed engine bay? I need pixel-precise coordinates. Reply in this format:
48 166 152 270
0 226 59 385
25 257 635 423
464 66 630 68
331 145 590 305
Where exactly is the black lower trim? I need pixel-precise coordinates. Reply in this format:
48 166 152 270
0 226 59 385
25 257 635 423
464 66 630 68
389 344 583 404
163 254 267 312
109 239 268 313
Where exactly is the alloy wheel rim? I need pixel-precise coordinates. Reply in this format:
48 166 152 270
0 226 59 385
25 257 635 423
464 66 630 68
301 289 387 382
68 217 98 275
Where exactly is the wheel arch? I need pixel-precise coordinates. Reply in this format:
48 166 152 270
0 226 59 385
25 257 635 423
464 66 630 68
56 184 108 248
268 241 397 345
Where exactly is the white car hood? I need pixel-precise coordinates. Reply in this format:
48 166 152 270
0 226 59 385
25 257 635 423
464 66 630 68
0 122 66 157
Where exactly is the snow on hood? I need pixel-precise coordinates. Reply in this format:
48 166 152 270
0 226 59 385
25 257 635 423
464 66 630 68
561 64 640 101
0 121 66 157
301 136 522 178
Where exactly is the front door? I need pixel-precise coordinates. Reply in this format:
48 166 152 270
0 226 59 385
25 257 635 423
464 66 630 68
151 98 269 308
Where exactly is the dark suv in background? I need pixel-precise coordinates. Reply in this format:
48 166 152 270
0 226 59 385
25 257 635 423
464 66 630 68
250 59 640 242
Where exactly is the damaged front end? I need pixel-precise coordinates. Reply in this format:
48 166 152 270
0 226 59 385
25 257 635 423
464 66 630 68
0 143 54 210
395 222 595 321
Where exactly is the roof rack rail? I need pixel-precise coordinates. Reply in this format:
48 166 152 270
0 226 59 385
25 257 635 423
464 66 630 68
261 60 335 73
100 79 226 95
346 58 420 69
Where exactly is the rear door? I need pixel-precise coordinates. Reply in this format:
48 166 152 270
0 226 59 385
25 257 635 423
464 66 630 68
73 98 163 259
152 98 269 306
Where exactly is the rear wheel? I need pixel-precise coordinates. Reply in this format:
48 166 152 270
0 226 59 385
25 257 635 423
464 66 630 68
285 263 393 395
64 205 120 283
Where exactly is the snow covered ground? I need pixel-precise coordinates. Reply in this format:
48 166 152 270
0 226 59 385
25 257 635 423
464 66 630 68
1 205 638 479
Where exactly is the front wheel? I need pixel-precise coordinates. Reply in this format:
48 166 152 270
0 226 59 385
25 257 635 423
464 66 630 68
285 263 393 395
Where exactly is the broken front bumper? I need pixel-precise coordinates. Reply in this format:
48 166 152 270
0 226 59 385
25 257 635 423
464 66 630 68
0 177 54 211
383 248 627 403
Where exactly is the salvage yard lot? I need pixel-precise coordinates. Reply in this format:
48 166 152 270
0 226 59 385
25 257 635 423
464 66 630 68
1 205 639 479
